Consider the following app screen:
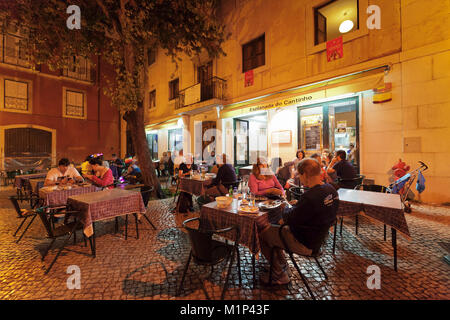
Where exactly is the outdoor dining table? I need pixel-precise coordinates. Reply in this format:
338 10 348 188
39 184 99 208
179 176 215 196
337 188 408 271
67 188 146 240
200 199 281 287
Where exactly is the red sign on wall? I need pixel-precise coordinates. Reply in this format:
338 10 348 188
326 36 343 62
245 69 254 87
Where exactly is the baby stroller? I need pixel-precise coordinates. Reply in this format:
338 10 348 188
389 161 428 213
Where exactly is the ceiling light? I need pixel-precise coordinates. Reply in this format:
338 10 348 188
339 20 354 33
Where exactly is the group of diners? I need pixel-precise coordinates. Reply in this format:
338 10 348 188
44 157 115 189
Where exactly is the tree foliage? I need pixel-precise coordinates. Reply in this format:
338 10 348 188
2 0 227 112
1 0 228 197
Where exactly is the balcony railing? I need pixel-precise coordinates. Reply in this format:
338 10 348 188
175 76 226 110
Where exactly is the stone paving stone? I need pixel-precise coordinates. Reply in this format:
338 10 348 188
0 185 449 300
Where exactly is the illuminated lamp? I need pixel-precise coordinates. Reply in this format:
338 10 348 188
339 20 354 33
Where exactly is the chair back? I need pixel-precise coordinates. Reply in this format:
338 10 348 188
356 184 390 193
9 196 23 217
338 174 365 189
36 208 54 238
289 187 304 201
140 186 154 207
280 221 335 256
182 217 239 264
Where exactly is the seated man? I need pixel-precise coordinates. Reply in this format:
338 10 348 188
206 154 237 197
326 149 356 188
259 158 339 285
45 158 84 186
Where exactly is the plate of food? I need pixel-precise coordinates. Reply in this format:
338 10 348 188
258 199 282 211
238 205 259 214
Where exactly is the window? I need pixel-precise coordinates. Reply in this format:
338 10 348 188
63 56 90 81
242 34 265 73
149 90 156 109
146 133 158 160
4 79 29 111
168 128 183 152
314 0 359 45
64 88 86 118
1 24 30 67
148 48 156 66
169 78 179 100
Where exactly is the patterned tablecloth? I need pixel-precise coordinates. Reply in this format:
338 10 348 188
14 173 48 189
67 188 146 237
39 185 99 207
179 177 213 196
337 188 410 237
200 200 273 255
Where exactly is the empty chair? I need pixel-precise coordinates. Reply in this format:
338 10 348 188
36 209 92 274
337 174 365 190
178 217 241 300
9 195 42 243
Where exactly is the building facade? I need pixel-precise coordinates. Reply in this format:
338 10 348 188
143 0 450 205
0 23 121 170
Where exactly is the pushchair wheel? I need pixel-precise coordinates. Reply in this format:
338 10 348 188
404 203 412 213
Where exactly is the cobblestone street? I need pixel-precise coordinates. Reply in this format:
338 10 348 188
0 186 448 300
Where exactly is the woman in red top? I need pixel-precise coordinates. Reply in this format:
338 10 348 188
83 158 114 189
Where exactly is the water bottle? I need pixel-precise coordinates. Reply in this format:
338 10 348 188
229 186 233 197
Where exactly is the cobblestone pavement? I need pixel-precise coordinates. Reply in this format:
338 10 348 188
0 186 448 300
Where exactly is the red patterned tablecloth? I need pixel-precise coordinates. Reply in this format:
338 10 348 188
39 185 99 207
200 200 269 255
179 177 213 196
337 188 410 237
67 188 146 237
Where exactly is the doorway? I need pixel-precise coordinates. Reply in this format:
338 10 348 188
298 96 359 171
233 112 268 166
3 127 52 171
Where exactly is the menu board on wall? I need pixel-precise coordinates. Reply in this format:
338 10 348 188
304 125 321 150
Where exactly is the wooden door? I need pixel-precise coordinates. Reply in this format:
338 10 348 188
198 61 213 101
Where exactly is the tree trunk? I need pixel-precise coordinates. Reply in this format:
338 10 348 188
124 105 165 199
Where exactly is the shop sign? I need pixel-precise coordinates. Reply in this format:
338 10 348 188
372 82 392 103
245 70 254 87
247 91 325 114
326 36 343 62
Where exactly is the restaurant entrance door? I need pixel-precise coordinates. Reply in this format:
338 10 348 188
298 96 360 171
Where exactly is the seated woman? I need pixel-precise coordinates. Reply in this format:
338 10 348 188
206 154 237 197
310 153 332 183
248 157 285 198
277 161 295 189
177 154 198 213
83 158 114 189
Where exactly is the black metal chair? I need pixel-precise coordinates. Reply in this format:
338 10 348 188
9 195 42 243
355 184 391 240
337 174 365 189
36 208 92 274
269 222 335 300
178 217 241 300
